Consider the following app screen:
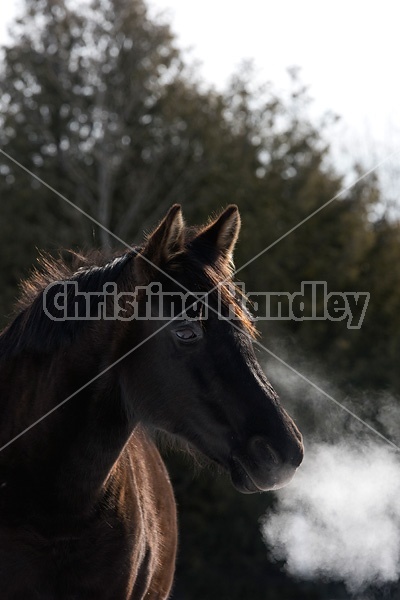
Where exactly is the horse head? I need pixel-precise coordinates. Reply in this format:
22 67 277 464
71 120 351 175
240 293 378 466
119 205 303 493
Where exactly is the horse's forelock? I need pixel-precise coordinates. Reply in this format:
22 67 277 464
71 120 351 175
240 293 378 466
167 248 257 339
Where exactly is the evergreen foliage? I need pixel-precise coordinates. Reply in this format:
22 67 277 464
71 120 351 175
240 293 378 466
1 1 399 597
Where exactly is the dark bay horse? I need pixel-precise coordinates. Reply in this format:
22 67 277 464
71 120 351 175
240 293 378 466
0 205 303 599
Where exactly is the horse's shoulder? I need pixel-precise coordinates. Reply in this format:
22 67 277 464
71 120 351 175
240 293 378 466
121 427 176 518
117 428 177 599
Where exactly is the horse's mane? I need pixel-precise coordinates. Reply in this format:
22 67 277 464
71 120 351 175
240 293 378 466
16 249 137 313
0 228 256 360
0 249 137 358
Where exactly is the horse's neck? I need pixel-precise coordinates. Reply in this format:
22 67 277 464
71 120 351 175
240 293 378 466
54 371 135 513
0 318 137 515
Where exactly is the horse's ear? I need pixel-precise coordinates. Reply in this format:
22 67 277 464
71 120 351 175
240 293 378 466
193 205 241 263
135 204 185 281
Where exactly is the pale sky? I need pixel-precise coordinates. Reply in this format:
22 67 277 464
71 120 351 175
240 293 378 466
147 0 400 162
1 0 400 163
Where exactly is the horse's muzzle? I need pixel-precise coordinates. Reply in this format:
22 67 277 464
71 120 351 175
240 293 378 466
229 435 304 494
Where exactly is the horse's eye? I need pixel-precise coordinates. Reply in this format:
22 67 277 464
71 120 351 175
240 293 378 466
175 328 197 341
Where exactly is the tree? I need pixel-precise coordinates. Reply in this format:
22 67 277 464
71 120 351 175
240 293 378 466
1 2 400 598
0 0 239 319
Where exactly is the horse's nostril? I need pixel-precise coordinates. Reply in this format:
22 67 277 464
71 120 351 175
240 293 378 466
249 435 304 469
249 437 280 466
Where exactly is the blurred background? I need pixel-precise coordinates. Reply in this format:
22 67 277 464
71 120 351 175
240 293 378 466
1 1 400 598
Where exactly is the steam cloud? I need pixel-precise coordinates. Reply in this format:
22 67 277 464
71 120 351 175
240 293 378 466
262 441 400 592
